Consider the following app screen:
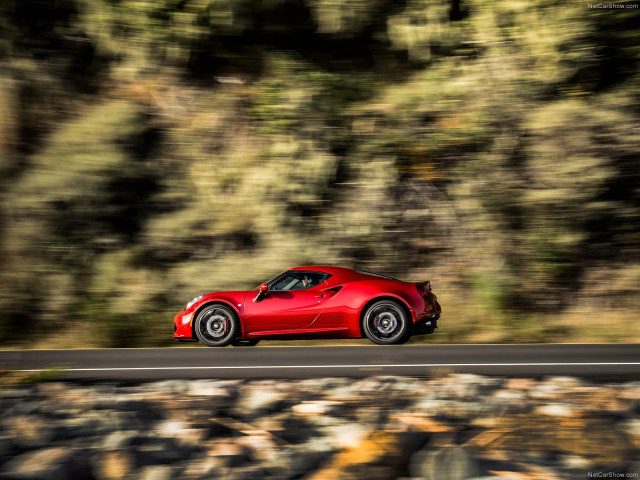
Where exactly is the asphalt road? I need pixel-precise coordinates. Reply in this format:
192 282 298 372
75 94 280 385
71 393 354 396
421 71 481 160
1 344 639 381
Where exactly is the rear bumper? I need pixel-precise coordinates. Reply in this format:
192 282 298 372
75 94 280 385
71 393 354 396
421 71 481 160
413 312 439 335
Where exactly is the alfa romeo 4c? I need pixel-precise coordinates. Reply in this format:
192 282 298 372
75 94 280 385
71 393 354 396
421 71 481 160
173 266 441 346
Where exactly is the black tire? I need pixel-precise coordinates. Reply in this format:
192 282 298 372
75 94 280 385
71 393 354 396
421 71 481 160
231 339 259 347
362 300 412 345
194 304 238 347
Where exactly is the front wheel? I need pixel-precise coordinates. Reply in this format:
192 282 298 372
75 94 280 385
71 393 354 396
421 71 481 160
362 300 411 345
194 304 238 347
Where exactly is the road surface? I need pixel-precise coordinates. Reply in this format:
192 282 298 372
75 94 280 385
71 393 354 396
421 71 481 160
1 344 639 381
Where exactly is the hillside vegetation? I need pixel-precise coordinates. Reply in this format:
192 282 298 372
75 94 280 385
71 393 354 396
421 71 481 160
1 0 639 347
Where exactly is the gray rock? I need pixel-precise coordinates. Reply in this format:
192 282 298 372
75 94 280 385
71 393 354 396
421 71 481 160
1 401 39 417
145 380 189 395
439 374 503 399
321 422 369 449
0 387 32 400
409 445 484 480
466 477 519 480
232 383 289 419
412 398 490 420
529 382 562 399
493 389 527 401
135 465 177 480
0 446 89 480
223 465 270 480
254 412 314 443
299 377 351 388
62 411 115 437
112 400 163 426
534 403 580 417
4 415 61 450
91 449 135 480
262 441 335 478
543 376 588 387
133 438 194 467
205 440 252 468
559 454 593 470
102 430 140 449
176 456 221 478
0 435 14 456
350 378 387 394
291 400 342 416
2 376 640 480
620 418 640 437
101 410 143 431
154 419 208 446
324 384 363 401
187 380 233 398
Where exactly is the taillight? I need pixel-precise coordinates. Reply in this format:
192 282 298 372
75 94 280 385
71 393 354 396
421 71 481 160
416 281 432 296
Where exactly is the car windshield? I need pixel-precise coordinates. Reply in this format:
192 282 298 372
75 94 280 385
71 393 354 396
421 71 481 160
270 271 327 291
261 271 287 286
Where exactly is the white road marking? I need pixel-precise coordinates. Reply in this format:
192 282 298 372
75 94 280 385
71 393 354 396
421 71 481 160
20 362 640 372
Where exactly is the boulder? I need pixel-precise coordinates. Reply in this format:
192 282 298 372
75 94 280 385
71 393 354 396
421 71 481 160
4 415 60 450
205 440 252 468
232 384 289 420
254 412 314 443
91 449 135 480
467 414 634 463
132 438 194 467
102 431 140 449
409 445 484 480
292 400 342 416
262 441 335 478
135 465 176 480
307 430 424 480
534 403 581 417
1 447 89 480
187 380 234 399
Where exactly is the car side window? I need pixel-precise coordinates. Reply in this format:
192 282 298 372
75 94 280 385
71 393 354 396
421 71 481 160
271 272 327 291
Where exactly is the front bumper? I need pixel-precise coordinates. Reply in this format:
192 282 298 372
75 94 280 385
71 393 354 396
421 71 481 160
173 310 195 340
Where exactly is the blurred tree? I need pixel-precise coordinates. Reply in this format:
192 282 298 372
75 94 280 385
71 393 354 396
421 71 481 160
0 0 639 346
0 102 163 341
387 0 463 61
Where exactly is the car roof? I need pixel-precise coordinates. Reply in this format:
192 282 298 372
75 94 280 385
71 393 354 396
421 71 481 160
291 266 355 276
291 266 400 282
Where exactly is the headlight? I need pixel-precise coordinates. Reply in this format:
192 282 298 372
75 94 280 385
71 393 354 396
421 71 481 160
185 295 204 310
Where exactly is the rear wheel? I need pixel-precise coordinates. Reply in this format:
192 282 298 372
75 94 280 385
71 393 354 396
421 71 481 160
362 300 411 345
194 304 238 347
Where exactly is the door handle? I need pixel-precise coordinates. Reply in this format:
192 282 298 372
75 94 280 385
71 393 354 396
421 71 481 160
315 294 325 298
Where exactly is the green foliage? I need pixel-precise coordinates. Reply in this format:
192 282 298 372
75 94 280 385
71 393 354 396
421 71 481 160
78 0 247 79
387 0 462 61
0 366 68 386
0 0 639 346
308 0 385 36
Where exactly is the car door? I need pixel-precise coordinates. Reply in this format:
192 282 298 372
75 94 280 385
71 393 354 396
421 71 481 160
243 271 330 332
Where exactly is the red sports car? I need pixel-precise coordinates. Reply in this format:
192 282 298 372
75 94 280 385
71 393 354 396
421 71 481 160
173 266 441 346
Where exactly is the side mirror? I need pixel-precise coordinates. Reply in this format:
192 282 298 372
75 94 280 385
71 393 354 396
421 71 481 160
253 283 268 302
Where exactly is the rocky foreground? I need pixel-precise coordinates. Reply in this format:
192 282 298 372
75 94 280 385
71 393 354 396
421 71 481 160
1 374 639 480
